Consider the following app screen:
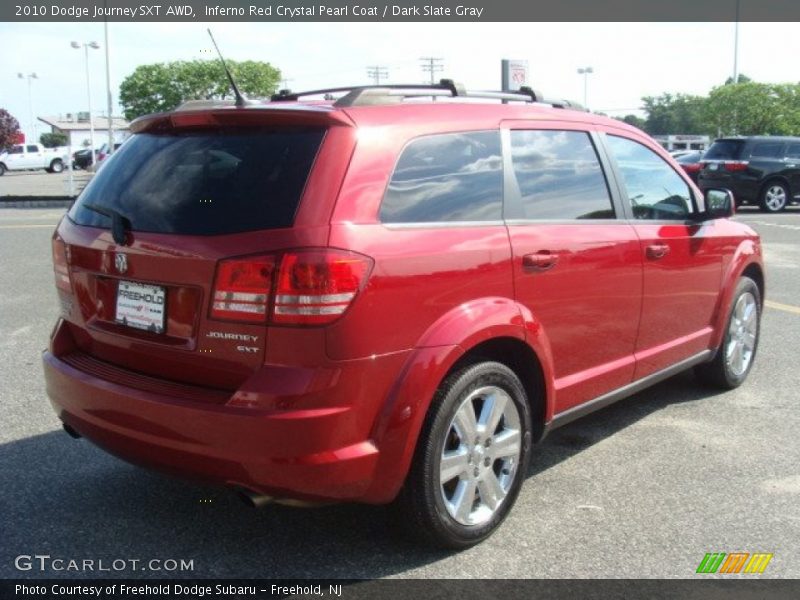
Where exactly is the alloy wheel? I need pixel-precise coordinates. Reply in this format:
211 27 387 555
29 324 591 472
726 291 758 377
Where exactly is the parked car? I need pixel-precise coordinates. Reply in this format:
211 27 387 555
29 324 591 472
675 150 705 183
698 136 800 212
0 143 68 175
73 142 123 170
72 147 99 170
43 81 764 549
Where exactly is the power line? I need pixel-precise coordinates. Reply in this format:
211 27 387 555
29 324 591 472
366 65 388 85
420 57 444 84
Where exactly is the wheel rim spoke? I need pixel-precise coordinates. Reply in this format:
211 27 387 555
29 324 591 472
491 429 521 459
477 471 506 511
478 390 507 435
453 402 478 442
452 478 478 523
440 448 469 484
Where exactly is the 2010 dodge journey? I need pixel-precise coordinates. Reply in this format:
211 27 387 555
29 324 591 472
43 80 764 548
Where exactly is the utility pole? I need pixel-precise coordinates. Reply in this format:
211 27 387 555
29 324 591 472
420 57 444 84
366 66 388 85
733 0 740 84
104 16 114 157
280 77 293 90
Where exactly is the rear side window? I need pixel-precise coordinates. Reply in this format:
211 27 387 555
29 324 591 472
509 130 615 220
69 127 325 236
704 139 745 160
8 146 23 154
750 142 784 159
380 131 502 223
787 143 800 160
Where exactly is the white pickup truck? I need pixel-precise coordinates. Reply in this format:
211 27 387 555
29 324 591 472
0 143 69 175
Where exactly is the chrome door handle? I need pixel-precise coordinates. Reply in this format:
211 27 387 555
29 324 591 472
646 244 670 260
522 251 559 271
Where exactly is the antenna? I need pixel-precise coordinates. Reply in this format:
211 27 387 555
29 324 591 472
206 28 247 107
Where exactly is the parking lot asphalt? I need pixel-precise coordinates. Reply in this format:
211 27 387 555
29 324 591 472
0 170 92 198
0 207 798 579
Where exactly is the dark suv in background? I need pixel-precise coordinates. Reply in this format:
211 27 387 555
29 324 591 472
698 136 800 212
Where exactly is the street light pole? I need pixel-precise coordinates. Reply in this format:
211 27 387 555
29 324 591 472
104 20 114 156
577 66 593 110
733 0 740 84
17 72 38 141
71 41 100 166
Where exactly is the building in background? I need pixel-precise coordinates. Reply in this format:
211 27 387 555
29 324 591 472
37 113 131 149
653 134 711 152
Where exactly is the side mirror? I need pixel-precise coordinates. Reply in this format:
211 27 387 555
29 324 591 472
700 188 735 220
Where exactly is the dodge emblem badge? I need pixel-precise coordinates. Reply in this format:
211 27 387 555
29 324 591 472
115 253 128 274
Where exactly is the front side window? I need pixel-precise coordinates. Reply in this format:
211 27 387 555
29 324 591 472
26 145 38 153
380 131 503 223
786 143 800 160
607 135 694 221
509 130 614 220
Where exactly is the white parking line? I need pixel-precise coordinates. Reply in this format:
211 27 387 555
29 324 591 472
765 300 800 316
747 220 800 231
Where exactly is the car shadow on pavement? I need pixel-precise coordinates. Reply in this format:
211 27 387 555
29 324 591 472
531 370 726 476
0 370 725 579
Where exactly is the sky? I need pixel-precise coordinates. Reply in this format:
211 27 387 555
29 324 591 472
1 21 799 141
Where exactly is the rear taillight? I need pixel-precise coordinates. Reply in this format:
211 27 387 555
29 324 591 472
211 256 276 323
683 163 702 173
210 250 372 326
52 236 71 292
724 160 749 172
273 250 372 325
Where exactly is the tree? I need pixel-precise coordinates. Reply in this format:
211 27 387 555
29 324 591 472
0 109 21 151
641 93 706 135
617 114 646 130
40 132 68 148
724 73 752 85
119 59 281 121
704 82 800 136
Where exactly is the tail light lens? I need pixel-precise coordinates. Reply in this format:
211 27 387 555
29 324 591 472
273 250 372 325
211 256 275 323
724 160 749 172
52 236 72 292
682 163 702 173
210 249 372 326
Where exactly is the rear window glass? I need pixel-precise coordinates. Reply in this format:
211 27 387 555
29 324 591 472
380 131 503 223
704 140 745 160
69 128 325 236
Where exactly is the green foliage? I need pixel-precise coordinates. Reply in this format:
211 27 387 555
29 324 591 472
724 73 752 85
704 82 800 136
0 108 21 151
39 132 68 148
642 93 707 135
119 59 281 121
641 77 800 137
617 114 646 130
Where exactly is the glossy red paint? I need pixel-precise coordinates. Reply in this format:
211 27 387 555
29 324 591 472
43 99 764 505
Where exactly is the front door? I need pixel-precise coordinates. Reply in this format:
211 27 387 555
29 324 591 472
503 124 642 413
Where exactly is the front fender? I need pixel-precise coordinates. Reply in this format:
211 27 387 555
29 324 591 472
709 238 764 351
362 297 556 503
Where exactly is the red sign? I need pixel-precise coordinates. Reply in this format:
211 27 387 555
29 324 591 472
11 131 24 144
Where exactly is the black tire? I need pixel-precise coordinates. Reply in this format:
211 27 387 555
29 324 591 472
695 277 761 389
392 361 532 549
49 159 64 174
759 181 788 213
0 163 6 176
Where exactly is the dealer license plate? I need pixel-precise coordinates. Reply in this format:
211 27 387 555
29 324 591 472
115 281 166 334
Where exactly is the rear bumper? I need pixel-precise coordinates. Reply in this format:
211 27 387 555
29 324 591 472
43 322 410 503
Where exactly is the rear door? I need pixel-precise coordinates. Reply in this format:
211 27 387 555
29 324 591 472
56 116 339 393
601 131 723 379
503 122 642 413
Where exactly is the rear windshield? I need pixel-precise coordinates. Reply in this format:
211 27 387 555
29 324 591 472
703 139 745 160
69 127 325 236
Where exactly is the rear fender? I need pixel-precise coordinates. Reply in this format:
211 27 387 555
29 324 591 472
363 297 555 503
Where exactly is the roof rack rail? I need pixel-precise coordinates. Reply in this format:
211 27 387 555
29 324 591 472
270 79 586 111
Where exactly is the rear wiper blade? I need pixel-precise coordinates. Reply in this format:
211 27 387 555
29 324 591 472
83 203 131 245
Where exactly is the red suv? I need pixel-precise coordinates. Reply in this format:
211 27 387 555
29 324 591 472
43 81 764 548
